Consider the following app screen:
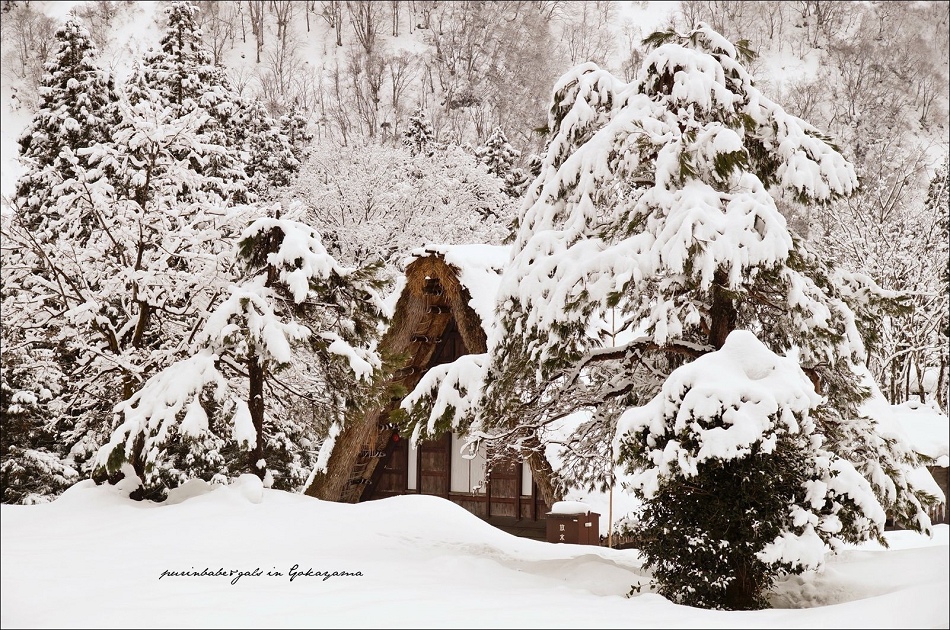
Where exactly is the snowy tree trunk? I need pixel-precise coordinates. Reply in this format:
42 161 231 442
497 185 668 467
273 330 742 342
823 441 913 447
128 434 147 485
724 557 760 611
938 356 947 412
335 3 343 47
523 433 560 507
248 352 266 480
708 270 737 350
249 0 264 63
889 356 900 404
903 358 912 403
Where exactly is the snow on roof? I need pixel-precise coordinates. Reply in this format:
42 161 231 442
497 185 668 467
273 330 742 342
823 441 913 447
879 399 950 468
858 366 950 468
550 500 597 515
404 243 510 337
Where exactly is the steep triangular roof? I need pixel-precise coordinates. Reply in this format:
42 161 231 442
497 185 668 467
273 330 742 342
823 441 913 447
305 244 513 503
385 243 509 365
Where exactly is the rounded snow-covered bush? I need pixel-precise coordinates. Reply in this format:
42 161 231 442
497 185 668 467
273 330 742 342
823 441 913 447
615 331 885 610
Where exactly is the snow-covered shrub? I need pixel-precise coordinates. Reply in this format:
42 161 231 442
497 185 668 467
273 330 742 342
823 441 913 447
615 331 884 609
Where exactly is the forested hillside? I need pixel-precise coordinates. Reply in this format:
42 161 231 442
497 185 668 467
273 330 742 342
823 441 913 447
0 0 947 516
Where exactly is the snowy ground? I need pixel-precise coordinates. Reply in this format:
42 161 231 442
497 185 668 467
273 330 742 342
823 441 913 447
2 476 947 629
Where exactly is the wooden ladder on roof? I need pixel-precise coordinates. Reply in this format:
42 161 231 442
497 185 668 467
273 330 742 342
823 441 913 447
341 420 398 503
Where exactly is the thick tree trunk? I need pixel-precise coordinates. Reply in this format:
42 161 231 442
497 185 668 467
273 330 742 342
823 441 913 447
248 353 266 480
723 559 761 610
708 270 737 350
128 433 147 482
523 432 561 508
130 301 151 349
938 355 947 411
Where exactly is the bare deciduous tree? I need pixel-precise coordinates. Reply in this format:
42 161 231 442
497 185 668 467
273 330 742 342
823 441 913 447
536 1 565 20
346 0 383 56
0 3 57 98
556 1 615 67
248 0 266 62
387 50 418 140
345 49 386 137
320 0 344 46
270 0 296 49
794 0 858 49
194 0 238 65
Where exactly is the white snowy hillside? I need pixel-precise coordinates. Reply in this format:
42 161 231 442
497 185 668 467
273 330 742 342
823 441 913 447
1 478 947 629
0 1 679 203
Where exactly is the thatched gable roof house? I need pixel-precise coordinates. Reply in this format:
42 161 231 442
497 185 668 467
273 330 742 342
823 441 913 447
887 399 950 525
306 244 559 536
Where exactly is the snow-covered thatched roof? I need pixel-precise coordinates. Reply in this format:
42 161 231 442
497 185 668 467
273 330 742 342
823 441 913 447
400 243 509 344
307 243 515 504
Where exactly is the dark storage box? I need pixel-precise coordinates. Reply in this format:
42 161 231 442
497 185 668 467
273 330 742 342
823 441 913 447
545 506 600 545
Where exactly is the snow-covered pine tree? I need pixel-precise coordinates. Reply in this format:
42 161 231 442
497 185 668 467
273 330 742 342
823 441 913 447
0 12 119 503
1 4 265 501
476 126 528 197
403 108 435 156
0 307 78 503
135 0 249 204
278 105 314 165
12 12 119 233
238 98 305 198
95 214 388 494
615 330 884 609
401 24 936 609
3 87 257 493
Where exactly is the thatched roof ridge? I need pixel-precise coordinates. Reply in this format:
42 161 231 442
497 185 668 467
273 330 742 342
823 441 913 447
384 253 488 358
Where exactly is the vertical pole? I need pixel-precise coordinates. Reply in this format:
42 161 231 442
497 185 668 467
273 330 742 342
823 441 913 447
516 459 523 520
608 306 616 547
608 480 613 548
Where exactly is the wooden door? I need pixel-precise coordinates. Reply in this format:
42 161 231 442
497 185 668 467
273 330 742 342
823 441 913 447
364 432 408 500
417 432 451 498
487 458 521 518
